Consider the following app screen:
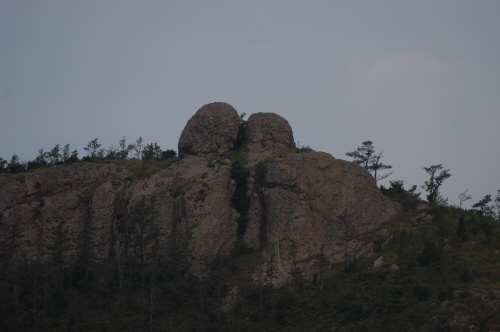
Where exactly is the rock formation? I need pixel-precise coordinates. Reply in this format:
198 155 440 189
0 163 120 262
241 112 296 165
127 155 238 272
178 102 240 160
246 152 398 285
0 102 399 285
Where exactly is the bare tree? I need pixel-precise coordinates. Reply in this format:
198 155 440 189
458 189 472 209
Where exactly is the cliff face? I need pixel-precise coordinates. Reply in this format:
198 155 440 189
0 102 399 283
248 152 398 285
0 162 120 262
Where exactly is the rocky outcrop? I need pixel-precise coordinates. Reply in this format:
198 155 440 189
127 155 238 271
241 112 296 165
0 157 237 272
178 102 240 160
0 102 400 285
0 162 120 262
246 152 399 285
0 162 118 207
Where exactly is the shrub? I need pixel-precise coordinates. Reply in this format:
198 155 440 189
413 284 431 301
230 160 250 238
380 180 421 210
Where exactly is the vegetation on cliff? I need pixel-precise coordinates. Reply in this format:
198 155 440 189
0 136 177 175
1 103 499 331
1 190 500 331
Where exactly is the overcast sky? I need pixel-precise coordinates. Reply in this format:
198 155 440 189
1 1 499 208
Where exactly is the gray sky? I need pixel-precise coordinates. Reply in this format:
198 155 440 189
1 0 499 208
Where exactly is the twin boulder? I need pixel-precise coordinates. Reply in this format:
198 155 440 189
177 102 398 283
178 102 296 165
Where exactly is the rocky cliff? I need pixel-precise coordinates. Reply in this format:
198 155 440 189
0 102 399 285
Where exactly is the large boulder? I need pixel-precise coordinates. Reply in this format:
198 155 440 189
241 112 296 165
178 102 240 160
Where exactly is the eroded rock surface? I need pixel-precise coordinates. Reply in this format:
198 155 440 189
0 157 237 273
0 163 120 262
127 155 238 272
241 112 295 165
246 152 399 285
178 102 240 160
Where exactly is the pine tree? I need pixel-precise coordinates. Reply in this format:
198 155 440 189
345 141 393 183
422 164 451 203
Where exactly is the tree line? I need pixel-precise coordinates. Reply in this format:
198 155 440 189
346 140 500 220
1 138 498 219
0 136 177 174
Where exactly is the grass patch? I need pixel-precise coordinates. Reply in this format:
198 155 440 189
111 158 177 180
296 145 312 153
169 179 207 198
228 150 246 164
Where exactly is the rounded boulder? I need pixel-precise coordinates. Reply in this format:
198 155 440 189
241 112 296 165
178 102 240 159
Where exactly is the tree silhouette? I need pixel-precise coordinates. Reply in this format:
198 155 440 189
422 164 451 203
345 141 393 183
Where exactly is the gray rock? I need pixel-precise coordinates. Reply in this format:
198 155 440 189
178 102 240 160
241 112 295 165
221 286 239 312
134 155 239 273
0 162 120 262
373 256 384 268
247 151 400 286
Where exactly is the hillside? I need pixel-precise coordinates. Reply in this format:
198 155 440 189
1 103 499 331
